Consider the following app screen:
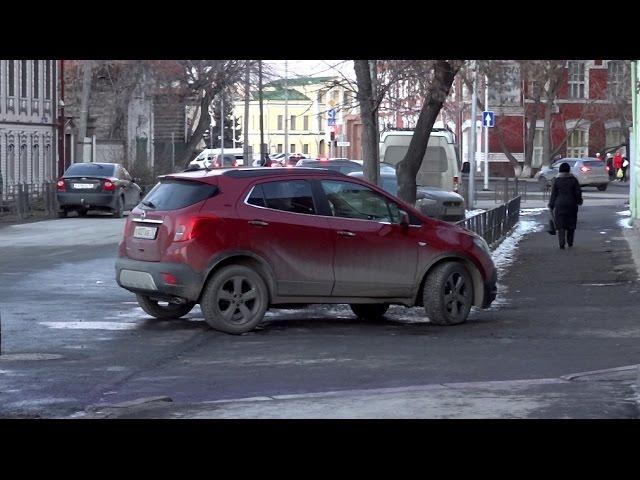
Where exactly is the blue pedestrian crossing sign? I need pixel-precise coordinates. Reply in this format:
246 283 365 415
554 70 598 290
327 108 337 126
483 111 495 128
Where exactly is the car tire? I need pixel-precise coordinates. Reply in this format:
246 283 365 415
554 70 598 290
597 184 608 191
538 176 548 192
423 262 473 326
200 264 269 334
57 210 67 218
136 294 196 319
78 208 88 217
113 195 124 218
350 303 389 320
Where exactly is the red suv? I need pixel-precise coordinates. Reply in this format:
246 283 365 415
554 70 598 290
116 168 497 334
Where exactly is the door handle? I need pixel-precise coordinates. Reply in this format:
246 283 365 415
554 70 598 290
337 230 356 237
248 220 269 227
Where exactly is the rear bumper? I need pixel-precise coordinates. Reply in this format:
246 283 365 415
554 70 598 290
57 192 117 209
482 269 498 308
115 257 203 302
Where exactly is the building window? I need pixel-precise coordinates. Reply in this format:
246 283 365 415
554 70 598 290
7 145 15 184
32 144 39 183
331 90 339 102
20 144 28 182
277 144 283 153
318 92 325 105
607 61 626 99
303 144 309 155
532 128 544 168
567 128 588 157
567 61 586 99
33 60 39 99
21 60 28 98
277 115 283 130
605 126 624 150
290 115 296 130
8 60 15 96
45 60 51 100
290 144 295 153
303 115 309 130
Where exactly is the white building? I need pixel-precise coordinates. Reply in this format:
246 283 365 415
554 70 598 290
0 60 58 196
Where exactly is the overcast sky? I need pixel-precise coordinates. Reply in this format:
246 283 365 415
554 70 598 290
266 60 355 81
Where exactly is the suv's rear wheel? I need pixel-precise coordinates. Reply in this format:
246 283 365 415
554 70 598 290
597 184 608 191
350 303 389 320
423 262 473 326
113 196 124 218
136 294 196 319
200 264 268 334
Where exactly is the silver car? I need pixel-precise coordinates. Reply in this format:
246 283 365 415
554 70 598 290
348 171 466 222
536 158 610 191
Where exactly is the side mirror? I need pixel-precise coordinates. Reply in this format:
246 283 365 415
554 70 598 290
399 210 410 229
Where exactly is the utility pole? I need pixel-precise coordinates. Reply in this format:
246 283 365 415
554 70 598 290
243 61 251 165
284 60 289 160
483 75 490 191
468 62 477 208
220 95 224 158
57 59 66 176
75 60 93 163
259 61 265 160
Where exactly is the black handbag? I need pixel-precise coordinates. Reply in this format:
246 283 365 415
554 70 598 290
547 211 556 235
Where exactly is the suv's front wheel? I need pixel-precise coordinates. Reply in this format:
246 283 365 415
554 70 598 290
423 262 473 325
200 264 268 334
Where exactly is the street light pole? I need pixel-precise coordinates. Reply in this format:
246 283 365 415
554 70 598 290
284 60 289 160
220 95 224 158
468 63 477 208
483 75 490 191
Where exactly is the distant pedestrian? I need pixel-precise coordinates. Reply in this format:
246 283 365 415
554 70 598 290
595 152 602 161
548 162 583 249
606 153 615 180
622 156 629 182
613 151 624 181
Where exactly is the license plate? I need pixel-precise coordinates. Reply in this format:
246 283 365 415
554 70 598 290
73 183 94 189
133 226 158 240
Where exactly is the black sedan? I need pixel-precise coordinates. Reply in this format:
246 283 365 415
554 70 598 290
56 162 142 218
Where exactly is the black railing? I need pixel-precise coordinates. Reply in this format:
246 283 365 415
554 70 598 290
456 196 521 248
0 182 58 219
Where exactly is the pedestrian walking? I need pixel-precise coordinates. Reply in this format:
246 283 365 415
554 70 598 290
622 156 629 182
613 151 624 181
606 153 615 180
548 162 583 249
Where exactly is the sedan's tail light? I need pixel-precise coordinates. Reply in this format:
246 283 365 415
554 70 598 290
56 179 66 191
580 166 591 173
103 180 116 191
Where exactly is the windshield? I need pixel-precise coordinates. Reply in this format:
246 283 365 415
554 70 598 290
65 163 115 177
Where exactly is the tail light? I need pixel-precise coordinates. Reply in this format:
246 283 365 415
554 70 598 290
103 180 116 191
56 179 66 191
580 166 591 173
232 160 237 167
213 161 220 167
606 166 610 172
453 175 460 192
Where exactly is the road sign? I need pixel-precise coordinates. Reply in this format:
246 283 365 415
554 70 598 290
327 108 337 126
337 141 350 147
483 111 495 128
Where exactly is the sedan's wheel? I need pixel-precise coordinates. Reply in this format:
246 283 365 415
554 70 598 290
57 210 67 218
597 184 608 191
113 196 124 218
200 265 268 334
350 303 389 320
423 262 473 326
136 294 196 319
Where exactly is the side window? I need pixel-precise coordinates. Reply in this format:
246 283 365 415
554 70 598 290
121 168 132 181
321 180 398 223
247 184 266 207
259 180 316 215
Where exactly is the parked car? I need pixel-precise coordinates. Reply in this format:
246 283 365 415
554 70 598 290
536 158 610 191
189 149 244 170
348 171 466 222
115 167 497 334
56 162 142 218
295 158 364 175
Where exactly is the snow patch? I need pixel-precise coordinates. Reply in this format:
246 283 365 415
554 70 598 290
520 208 548 216
40 321 139 330
616 210 631 216
618 217 633 229
465 209 486 219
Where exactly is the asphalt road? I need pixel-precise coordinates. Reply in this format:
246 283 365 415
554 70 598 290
0 188 638 418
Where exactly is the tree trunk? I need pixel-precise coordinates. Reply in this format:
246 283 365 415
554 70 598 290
75 60 93 163
495 123 523 177
541 98 553 168
179 89 216 167
355 60 379 186
522 101 539 177
396 60 461 204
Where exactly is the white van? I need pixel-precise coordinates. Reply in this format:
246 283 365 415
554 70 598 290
190 148 246 168
379 129 461 192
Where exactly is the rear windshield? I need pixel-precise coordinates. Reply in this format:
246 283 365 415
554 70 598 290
583 160 605 167
141 179 218 211
65 163 115 177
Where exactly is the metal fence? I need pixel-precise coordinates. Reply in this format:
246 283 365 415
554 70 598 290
0 182 58 220
459 177 529 206
456 195 521 248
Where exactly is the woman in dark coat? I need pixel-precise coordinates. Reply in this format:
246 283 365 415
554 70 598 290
548 162 583 249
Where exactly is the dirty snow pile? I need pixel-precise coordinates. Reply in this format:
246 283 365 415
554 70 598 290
617 210 633 229
465 209 486 219
520 207 549 216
